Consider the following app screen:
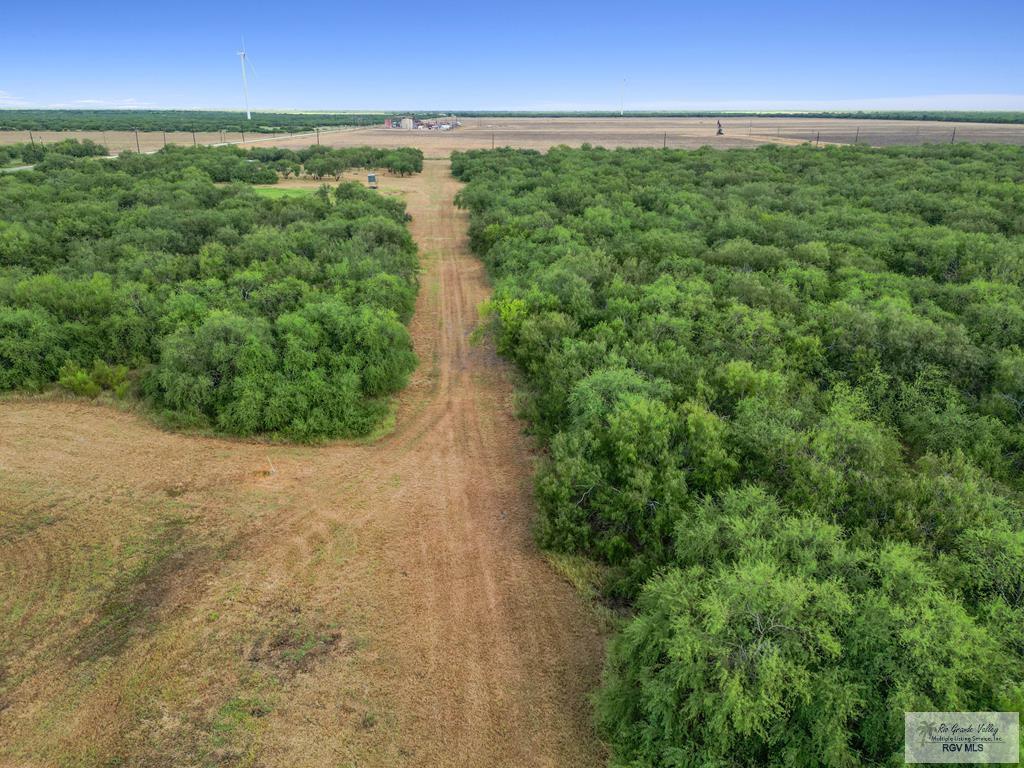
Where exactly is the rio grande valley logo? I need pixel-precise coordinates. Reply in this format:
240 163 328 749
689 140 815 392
905 712 1019 764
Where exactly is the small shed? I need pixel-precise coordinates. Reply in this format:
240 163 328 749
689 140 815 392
367 173 378 189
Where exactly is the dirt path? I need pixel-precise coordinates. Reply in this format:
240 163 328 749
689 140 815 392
0 159 606 767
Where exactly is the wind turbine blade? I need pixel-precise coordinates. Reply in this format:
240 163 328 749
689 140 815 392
246 56 256 77
238 49 251 120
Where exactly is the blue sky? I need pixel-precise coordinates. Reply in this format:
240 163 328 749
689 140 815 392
2 1 1022 111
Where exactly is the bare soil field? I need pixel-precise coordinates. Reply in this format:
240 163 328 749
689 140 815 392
3 116 1023 157
314 116 1024 155
0 159 606 767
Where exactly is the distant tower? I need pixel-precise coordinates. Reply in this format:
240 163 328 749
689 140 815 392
237 39 254 120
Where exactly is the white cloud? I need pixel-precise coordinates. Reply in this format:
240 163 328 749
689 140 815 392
44 97 157 109
0 90 31 107
0 93 159 110
532 94 1024 113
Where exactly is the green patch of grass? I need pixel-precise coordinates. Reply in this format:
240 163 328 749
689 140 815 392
250 186 314 199
544 551 622 632
212 696 270 737
210 695 270 754
468 299 495 347
279 633 331 666
353 397 398 444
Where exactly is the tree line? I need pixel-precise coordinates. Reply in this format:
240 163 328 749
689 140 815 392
107 145 424 182
245 145 424 178
452 143 1024 766
5 142 423 183
0 110 390 133
0 143 421 440
2 140 423 181
447 110 1024 124
0 138 108 166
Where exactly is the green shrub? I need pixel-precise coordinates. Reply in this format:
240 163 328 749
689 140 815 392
56 359 131 399
88 359 130 396
58 361 102 398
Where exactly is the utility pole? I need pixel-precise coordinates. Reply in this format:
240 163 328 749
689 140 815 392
134 128 141 153
162 131 166 147
854 127 860 144
316 127 320 145
951 126 957 144
192 128 197 147
815 131 820 147
241 125 246 144
663 132 667 149
28 130 34 146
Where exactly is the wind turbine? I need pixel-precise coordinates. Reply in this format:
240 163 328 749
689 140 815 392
237 38 255 120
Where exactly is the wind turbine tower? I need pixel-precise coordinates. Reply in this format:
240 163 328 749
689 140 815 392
237 39 254 120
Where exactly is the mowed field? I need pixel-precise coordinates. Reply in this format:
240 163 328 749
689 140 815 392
3 116 1024 156
0 160 606 767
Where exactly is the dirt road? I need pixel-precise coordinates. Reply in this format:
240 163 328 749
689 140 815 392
0 160 606 766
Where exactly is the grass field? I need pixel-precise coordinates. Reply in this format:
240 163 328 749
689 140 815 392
249 186 316 198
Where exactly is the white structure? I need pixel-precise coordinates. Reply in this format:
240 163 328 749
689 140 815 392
237 39 255 120
400 117 414 130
